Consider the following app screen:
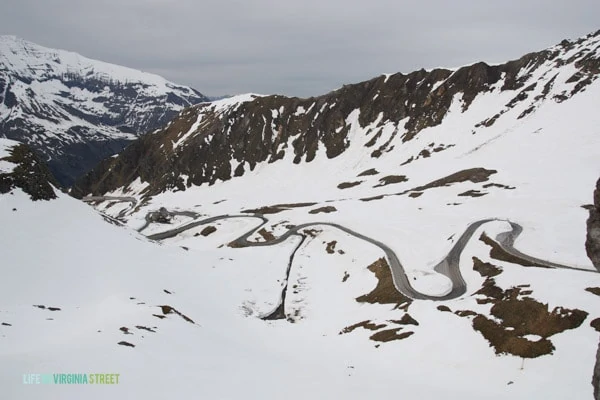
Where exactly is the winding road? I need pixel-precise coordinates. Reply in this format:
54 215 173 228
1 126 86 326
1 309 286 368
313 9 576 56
144 212 599 319
84 196 599 319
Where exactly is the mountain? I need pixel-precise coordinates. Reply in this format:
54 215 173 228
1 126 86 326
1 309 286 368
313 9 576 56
0 35 208 186
3 31 600 399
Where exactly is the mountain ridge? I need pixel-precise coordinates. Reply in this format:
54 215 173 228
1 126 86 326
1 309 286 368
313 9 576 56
0 35 208 185
72 30 600 199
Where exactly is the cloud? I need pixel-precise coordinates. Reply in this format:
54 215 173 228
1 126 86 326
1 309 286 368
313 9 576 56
2 0 599 97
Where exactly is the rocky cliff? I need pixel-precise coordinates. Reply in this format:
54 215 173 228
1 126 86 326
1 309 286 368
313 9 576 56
72 31 600 199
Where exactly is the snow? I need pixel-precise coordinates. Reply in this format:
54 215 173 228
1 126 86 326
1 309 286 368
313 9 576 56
3 32 600 400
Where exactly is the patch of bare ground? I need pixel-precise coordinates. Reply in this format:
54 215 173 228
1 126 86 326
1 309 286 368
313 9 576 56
325 240 337 254
389 313 419 326
408 168 497 195
309 206 337 214
356 258 411 310
479 233 551 268
437 305 452 312
360 195 384 202
370 328 414 343
135 325 156 333
257 228 275 241
591 318 600 332
242 202 317 215
302 228 321 238
409 192 423 198
473 256 502 278
159 305 195 324
119 327 132 335
458 190 487 198
374 175 408 187
338 181 362 189
118 341 135 348
340 320 386 334
33 305 61 311
199 226 216 236
586 287 600 297
483 183 515 190
342 271 350 282
358 168 379 177
459 257 588 358
2 322 12 326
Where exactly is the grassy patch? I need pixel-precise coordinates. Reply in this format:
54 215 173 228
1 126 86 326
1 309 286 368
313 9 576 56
200 226 217 236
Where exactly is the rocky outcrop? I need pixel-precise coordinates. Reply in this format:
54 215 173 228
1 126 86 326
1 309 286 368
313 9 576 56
587 179 600 271
72 31 600 199
0 143 58 200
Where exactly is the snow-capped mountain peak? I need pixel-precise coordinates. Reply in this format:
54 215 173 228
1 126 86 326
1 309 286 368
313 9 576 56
0 35 208 185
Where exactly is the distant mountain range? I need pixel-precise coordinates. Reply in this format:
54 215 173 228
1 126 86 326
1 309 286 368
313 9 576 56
0 35 208 185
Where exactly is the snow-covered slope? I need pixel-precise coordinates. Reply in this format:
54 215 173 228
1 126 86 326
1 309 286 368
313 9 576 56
3 31 600 399
0 35 208 185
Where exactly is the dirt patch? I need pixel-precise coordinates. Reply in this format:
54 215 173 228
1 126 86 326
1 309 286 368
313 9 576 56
437 305 452 312
119 327 132 335
200 226 217 236
410 168 497 194
118 341 135 348
342 271 350 282
460 258 588 358
340 320 386 334
309 206 337 214
458 190 487 198
409 192 423 198
1 322 12 326
257 228 276 241
356 258 411 309
375 175 408 187
483 183 515 190
326 240 337 254
480 233 551 268
591 318 600 332
586 287 600 297
473 256 502 278
242 202 317 214
338 181 362 189
135 325 156 333
360 195 384 202
159 305 195 324
358 168 379 177
370 328 414 342
390 313 419 326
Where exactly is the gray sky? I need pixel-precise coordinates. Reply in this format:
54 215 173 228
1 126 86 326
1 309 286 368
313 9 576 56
2 0 599 97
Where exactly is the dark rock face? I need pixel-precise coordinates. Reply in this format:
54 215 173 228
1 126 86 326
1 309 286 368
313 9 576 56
72 31 600 199
587 179 600 271
0 144 58 200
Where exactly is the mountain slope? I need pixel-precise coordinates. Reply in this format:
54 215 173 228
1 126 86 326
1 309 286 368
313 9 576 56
0 35 208 185
73 30 599 198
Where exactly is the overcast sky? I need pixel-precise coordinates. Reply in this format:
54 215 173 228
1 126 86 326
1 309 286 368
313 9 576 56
2 0 599 97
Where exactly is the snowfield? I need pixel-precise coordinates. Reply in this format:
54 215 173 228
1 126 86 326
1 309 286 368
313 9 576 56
2 31 600 400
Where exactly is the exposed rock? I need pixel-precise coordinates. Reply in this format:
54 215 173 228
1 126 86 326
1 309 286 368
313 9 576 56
71 31 600 198
0 143 57 200
586 178 600 271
